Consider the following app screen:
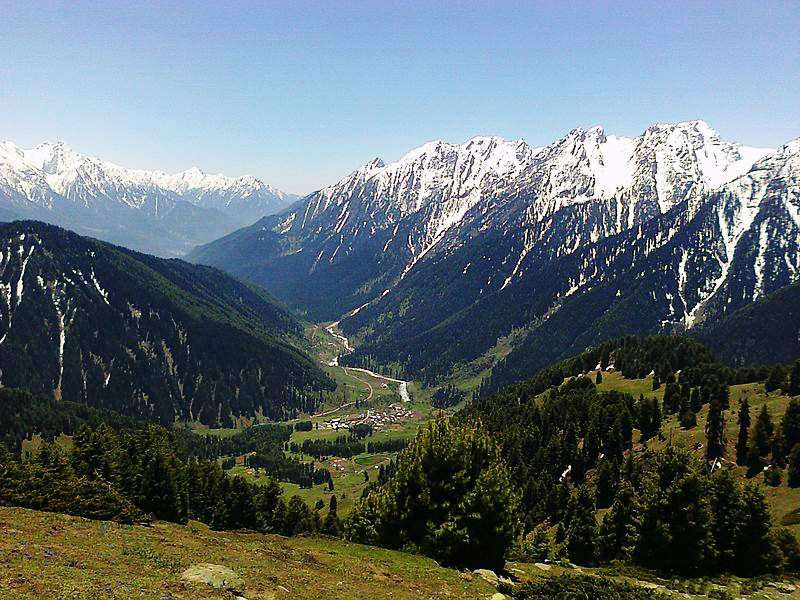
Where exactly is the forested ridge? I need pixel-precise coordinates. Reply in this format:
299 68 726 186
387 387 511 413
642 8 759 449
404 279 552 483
342 336 800 577
0 221 333 424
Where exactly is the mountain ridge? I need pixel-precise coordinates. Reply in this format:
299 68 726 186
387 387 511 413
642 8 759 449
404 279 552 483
0 220 332 423
0 140 299 257
189 121 794 386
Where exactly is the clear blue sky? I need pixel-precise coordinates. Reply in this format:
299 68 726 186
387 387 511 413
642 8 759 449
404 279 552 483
2 1 798 194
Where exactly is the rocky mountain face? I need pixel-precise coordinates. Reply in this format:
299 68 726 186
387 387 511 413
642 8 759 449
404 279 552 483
0 141 297 257
0 221 332 424
190 121 799 385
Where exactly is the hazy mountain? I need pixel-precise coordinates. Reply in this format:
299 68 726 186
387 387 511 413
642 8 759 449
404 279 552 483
0 221 332 424
0 141 298 257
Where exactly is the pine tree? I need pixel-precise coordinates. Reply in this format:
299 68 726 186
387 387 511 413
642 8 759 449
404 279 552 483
772 425 786 467
788 444 800 488
765 366 787 393
705 400 725 460
709 471 743 568
637 395 652 438
322 495 340 536
690 387 702 413
678 389 695 428
210 497 231 530
650 398 662 438
736 398 751 466
747 405 774 477
566 485 598 565
652 373 661 391
679 404 696 430
788 360 800 396
344 419 518 570
663 382 680 414
598 480 640 562
735 484 779 576
781 399 800 452
663 473 716 574
595 460 618 509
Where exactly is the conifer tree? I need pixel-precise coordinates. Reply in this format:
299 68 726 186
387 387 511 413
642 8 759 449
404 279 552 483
747 405 774 477
594 459 617 509
598 480 640 562
322 495 340 536
781 399 800 452
345 419 518 570
788 444 800 488
705 400 725 460
652 373 661 391
736 398 751 466
765 367 787 393
690 387 702 413
637 394 651 437
709 471 743 568
663 382 679 414
679 392 696 429
788 360 800 396
650 398 662 437
735 484 779 576
566 485 598 565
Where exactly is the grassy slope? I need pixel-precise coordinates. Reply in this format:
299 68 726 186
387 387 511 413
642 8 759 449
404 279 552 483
0 506 494 600
4 506 798 599
596 371 800 536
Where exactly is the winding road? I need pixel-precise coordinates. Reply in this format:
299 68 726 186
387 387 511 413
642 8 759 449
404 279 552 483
324 322 411 404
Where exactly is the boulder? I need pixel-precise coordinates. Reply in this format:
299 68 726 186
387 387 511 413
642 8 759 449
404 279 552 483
473 568 500 586
768 581 798 594
180 563 245 593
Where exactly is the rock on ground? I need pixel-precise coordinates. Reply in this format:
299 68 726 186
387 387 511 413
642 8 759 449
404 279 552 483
180 563 245 593
473 569 500 586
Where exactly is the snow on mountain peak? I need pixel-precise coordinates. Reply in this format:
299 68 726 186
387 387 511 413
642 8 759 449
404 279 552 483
0 139 295 225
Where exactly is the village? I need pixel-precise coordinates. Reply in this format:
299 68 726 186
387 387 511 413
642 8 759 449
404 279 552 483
320 403 414 433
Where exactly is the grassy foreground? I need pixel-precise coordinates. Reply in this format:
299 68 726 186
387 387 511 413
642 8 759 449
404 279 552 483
0 506 494 600
3 506 800 598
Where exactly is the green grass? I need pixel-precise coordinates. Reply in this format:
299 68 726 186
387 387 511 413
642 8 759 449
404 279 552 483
189 427 241 438
595 371 665 400
3 506 793 599
0 506 495 599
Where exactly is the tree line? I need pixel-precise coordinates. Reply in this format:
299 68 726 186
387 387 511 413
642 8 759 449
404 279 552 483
0 422 329 537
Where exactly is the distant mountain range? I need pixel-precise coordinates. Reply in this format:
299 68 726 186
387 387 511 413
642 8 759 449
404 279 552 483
190 121 800 385
0 221 332 424
0 141 298 256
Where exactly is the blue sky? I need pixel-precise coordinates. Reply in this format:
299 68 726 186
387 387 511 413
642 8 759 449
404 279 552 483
2 1 798 194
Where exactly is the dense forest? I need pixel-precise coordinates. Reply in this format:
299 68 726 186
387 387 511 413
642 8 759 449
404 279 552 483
0 421 327 536
0 221 333 425
0 387 137 454
342 336 800 576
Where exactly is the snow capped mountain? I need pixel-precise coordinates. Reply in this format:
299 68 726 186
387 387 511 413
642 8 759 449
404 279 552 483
290 135 537 258
190 120 794 384
0 140 297 256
